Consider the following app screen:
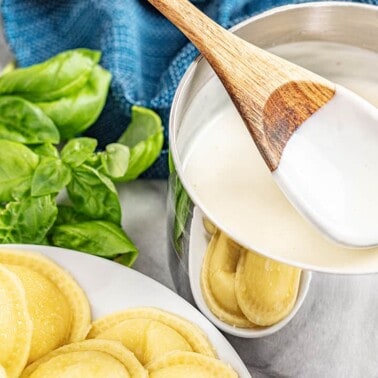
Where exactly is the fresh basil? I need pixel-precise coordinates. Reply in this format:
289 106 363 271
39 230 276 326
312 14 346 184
173 174 192 255
0 49 167 268
37 65 111 139
30 143 59 158
0 62 15 77
31 157 72 197
0 96 59 144
61 137 98 167
50 220 138 267
116 106 164 181
0 49 101 102
0 140 39 202
54 205 90 226
0 195 57 244
67 164 121 224
100 143 130 179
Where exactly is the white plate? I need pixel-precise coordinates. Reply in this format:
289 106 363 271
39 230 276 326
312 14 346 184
2 243 251 378
189 207 312 338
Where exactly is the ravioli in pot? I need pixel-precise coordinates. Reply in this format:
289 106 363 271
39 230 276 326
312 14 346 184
0 249 91 362
235 249 301 326
146 351 238 378
201 230 255 328
21 339 147 378
200 220 302 327
0 265 32 378
88 307 217 365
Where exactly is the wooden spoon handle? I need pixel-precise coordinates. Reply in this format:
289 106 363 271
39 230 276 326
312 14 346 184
148 0 335 170
147 0 328 94
147 0 264 84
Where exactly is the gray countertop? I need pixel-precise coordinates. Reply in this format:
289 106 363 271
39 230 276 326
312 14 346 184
1 18 377 378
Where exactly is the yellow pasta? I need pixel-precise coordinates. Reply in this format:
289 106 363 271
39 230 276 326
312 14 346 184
201 231 255 328
0 248 238 377
146 351 238 378
0 265 32 378
21 339 147 378
88 307 217 361
0 364 8 378
235 249 301 326
0 249 91 362
89 318 193 365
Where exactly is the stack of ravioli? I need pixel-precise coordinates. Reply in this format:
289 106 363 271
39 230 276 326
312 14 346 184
201 219 302 328
0 249 238 377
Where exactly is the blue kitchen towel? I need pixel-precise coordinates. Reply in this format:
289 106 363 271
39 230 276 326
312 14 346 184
1 0 376 178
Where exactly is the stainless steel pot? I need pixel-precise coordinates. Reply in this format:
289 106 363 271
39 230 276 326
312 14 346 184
167 1 378 337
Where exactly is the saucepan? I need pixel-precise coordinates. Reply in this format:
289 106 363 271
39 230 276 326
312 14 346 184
167 2 378 337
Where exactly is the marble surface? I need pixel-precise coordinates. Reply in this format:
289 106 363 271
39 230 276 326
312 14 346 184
1 18 378 378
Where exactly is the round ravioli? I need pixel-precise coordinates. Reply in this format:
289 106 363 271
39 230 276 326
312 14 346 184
0 265 32 378
235 249 301 326
0 249 91 361
88 307 216 364
5 265 72 362
201 231 255 328
146 351 238 378
90 318 192 365
21 339 147 378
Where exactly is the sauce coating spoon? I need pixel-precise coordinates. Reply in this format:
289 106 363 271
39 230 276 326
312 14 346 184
148 0 378 248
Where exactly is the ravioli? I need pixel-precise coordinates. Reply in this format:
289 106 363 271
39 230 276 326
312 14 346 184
0 248 238 377
201 230 255 328
0 265 32 378
88 307 217 364
21 339 147 378
146 351 238 378
235 249 301 326
200 222 302 328
0 249 91 361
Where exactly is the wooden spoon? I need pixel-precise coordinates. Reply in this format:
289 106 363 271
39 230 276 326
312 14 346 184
147 0 335 171
148 0 378 248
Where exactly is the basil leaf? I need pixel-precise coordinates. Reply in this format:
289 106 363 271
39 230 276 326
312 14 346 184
37 65 111 139
31 157 72 196
168 148 175 174
0 140 39 202
67 164 121 224
0 96 59 144
30 143 59 158
173 174 192 255
0 62 15 77
0 195 57 243
61 137 97 167
116 106 163 181
0 49 100 101
100 143 130 179
50 221 138 267
54 205 90 226
118 106 163 148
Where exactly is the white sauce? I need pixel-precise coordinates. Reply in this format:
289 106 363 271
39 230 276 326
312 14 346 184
275 85 378 247
181 42 378 271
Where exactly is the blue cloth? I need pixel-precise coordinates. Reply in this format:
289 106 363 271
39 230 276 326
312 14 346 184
1 0 376 178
